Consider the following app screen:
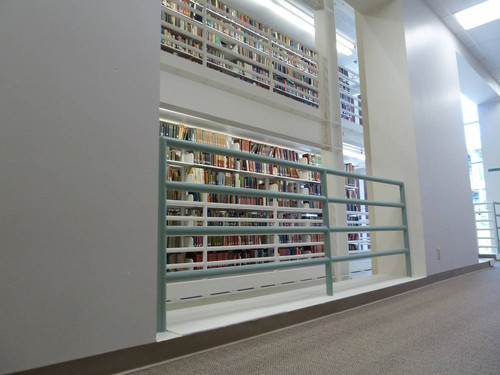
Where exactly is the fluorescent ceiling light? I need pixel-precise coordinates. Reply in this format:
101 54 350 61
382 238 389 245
260 0 315 35
278 0 314 24
454 0 500 30
336 42 353 56
336 33 355 56
343 149 366 161
255 0 357 56
337 34 355 50
343 143 366 161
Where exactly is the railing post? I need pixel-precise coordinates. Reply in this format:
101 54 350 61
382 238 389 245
320 171 333 296
157 138 167 332
399 183 412 277
494 202 500 255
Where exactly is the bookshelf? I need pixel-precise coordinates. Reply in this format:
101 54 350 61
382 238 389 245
160 121 325 279
160 0 319 108
339 66 362 126
345 163 370 253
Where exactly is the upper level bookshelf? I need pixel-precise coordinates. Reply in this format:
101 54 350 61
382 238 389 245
339 66 362 126
161 0 319 108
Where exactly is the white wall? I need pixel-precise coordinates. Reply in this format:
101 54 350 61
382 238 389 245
478 100 500 203
160 54 328 150
0 1 160 373
402 0 478 274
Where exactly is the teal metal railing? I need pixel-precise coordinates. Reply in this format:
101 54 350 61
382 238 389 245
474 201 500 255
495 202 500 254
157 137 412 331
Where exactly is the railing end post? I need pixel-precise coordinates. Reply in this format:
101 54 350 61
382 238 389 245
405 251 412 278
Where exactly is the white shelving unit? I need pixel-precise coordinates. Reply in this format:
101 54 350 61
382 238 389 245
344 163 372 278
160 0 319 108
161 120 327 300
339 66 363 126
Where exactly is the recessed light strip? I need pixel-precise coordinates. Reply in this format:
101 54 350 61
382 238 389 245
454 0 500 30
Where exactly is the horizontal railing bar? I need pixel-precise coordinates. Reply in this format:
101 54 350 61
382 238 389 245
165 224 405 235
165 248 409 281
166 258 328 281
165 225 328 235
166 216 321 224
165 181 325 201
330 225 406 233
166 182 401 209
328 197 404 208
162 137 404 186
329 249 408 262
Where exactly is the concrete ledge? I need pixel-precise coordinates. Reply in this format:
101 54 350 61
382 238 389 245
11 261 491 375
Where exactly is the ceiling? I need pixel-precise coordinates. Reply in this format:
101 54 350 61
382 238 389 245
424 0 500 93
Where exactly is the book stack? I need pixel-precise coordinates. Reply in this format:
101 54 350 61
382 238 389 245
161 120 324 271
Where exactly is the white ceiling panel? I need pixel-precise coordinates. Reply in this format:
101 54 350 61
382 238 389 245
477 39 500 57
435 0 486 13
425 0 500 100
481 54 500 67
466 19 500 43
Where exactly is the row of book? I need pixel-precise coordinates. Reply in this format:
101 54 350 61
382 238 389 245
271 31 318 61
186 167 263 187
206 19 270 54
234 45 271 66
168 232 324 248
208 0 269 34
161 29 202 59
274 63 318 88
161 122 321 180
346 189 359 212
163 12 203 37
235 61 271 85
205 53 271 87
273 74 319 99
338 66 351 78
206 32 272 67
160 122 230 146
302 182 322 196
273 51 318 78
162 0 203 22
273 84 319 108
345 163 358 188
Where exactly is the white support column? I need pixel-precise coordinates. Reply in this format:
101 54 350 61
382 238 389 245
353 0 426 277
315 0 350 281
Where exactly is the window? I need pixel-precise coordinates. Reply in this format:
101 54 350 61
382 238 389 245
461 94 486 203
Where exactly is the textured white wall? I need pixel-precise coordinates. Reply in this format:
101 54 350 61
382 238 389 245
0 1 160 373
402 0 478 274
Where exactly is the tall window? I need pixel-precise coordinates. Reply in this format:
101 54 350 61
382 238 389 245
461 94 493 254
461 94 486 203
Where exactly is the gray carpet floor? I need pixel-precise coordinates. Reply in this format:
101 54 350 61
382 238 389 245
130 265 500 374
